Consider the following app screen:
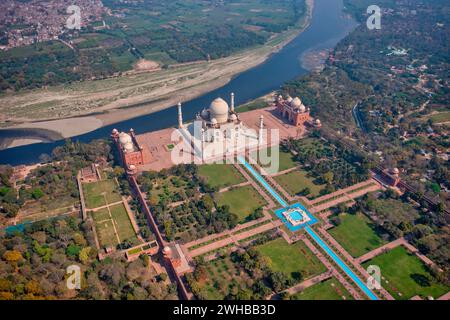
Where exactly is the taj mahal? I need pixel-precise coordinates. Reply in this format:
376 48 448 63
176 93 264 161
111 91 321 172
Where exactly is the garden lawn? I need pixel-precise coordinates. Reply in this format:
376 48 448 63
95 219 118 248
91 208 111 222
83 179 122 208
198 164 245 189
292 277 354 300
251 148 298 172
274 170 325 198
256 238 326 282
362 246 449 300
328 213 386 257
216 185 267 223
109 203 138 243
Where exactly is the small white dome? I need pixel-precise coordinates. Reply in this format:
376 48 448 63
392 168 400 175
211 118 218 125
201 109 209 119
163 246 172 255
112 128 119 135
291 97 302 108
129 165 136 170
119 132 132 145
286 96 293 103
315 119 321 125
230 114 237 121
299 104 306 112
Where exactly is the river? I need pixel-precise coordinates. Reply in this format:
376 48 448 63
0 0 357 166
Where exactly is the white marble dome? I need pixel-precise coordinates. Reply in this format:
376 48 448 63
299 104 306 112
286 96 293 103
230 114 237 121
209 98 229 124
291 97 302 108
211 118 218 125
123 142 134 153
119 132 132 145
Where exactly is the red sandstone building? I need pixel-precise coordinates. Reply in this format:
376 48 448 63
276 95 322 128
111 128 151 169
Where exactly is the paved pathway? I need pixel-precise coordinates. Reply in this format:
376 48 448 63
188 220 282 258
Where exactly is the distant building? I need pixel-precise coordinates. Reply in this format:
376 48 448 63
276 95 319 127
80 163 99 183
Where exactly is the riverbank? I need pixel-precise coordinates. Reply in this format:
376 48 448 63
0 0 314 150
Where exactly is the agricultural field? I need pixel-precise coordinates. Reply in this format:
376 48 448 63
328 213 387 257
256 238 326 282
0 0 308 92
291 277 354 300
215 185 268 223
274 170 325 198
362 246 449 300
198 164 245 190
429 111 450 124
83 179 122 209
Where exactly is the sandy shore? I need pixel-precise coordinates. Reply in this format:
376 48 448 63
0 0 314 149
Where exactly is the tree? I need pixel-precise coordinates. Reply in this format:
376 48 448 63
323 171 334 184
79 247 92 264
3 250 23 267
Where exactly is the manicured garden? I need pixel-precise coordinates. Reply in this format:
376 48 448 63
362 246 449 300
274 170 325 198
91 203 138 249
109 203 138 244
328 213 386 257
256 238 326 282
251 147 299 173
95 219 118 249
216 185 267 223
292 277 353 300
198 164 245 189
83 179 122 208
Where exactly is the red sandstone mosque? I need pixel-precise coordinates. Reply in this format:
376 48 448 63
276 95 322 128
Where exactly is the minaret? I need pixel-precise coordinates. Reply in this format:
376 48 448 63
258 115 264 146
177 102 183 128
201 128 206 161
230 92 235 113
